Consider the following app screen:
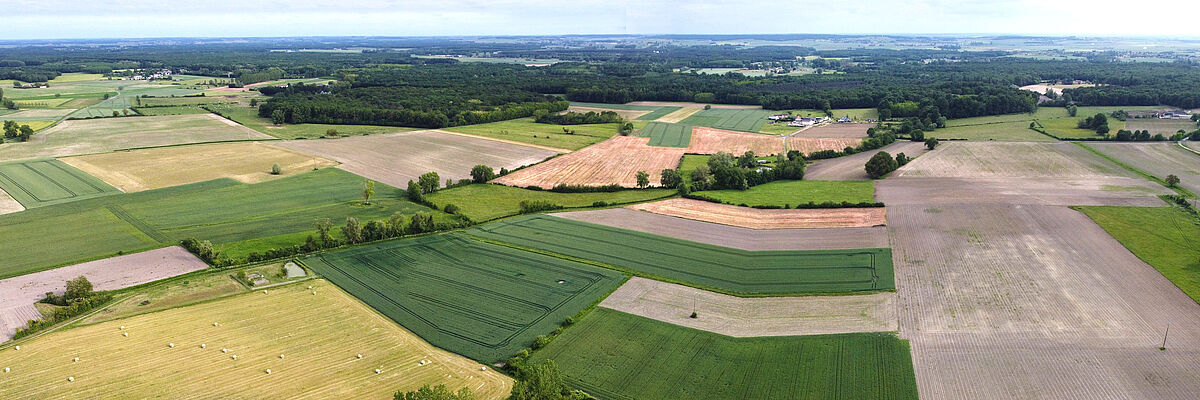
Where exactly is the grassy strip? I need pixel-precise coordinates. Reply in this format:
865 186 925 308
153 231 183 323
1075 205 1200 304
1075 142 1196 197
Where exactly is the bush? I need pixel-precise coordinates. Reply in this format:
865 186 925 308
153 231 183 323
270 163 281 175
519 200 563 214
865 151 899 179
443 203 461 214
470 164 495 183
14 293 112 340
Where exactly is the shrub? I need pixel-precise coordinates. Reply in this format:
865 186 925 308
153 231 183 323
470 164 496 183
270 163 281 175
519 200 563 214
865 151 899 179
443 203 461 214
1166 174 1181 188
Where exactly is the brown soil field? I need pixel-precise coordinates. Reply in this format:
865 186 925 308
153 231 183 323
551 209 888 250
687 127 786 155
785 137 863 155
279 130 558 189
655 107 700 123
627 101 761 109
805 141 928 180
878 177 1167 206
0 188 23 215
492 136 683 188
796 123 871 138
894 142 1131 179
60 142 336 192
1087 142 1200 196
0 247 207 340
0 114 272 162
600 277 896 337
1124 118 1197 135
887 204 1200 399
628 198 885 229
566 106 649 120
5 109 75 119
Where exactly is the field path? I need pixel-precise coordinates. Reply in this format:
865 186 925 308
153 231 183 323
600 277 896 337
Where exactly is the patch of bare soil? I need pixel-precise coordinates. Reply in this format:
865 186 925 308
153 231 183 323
492 136 683 188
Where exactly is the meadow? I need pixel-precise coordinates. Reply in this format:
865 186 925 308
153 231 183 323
1076 206 1200 304
444 117 621 151
929 121 1055 142
203 104 409 140
468 214 894 295
636 122 693 147
0 159 121 208
695 179 876 207
0 168 443 278
301 233 626 362
679 108 772 132
425 184 674 222
530 308 918 400
0 280 513 399
0 114 271 161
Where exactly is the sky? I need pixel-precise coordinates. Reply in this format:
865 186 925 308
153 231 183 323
3 0 1199 39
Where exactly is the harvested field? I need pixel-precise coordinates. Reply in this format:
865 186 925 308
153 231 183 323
0 188 22 215
805 141 928 180
555 208 889 250
602 277 896 337
629 198 885 229
277 130 556 189
653 107 700 123
878 177 1168 206
61 142 336 192
894 142 1132 179
888 204 1200 399
0 114 272 161
798 123 871 138
530 308 917 400
688 126 785 154
627 101 761 109
1124 118 1196 135
1086 142 1200 196
0 159 121 208
566 106 650 120
469 214 893 295
929 121 1056 142
0 247 206 341
787 137 863 155
0 280 513 399
301 233 624 362
491 136 683 188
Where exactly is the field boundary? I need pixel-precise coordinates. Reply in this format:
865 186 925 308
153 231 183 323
431 129 572 153
1074 142 1196 197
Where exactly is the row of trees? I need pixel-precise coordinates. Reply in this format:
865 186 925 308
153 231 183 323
533 110 623 125
2 120 35 142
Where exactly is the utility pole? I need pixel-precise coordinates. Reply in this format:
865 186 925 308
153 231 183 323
1161 323 1170 350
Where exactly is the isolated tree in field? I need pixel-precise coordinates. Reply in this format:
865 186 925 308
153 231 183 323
470 164 495 183
396 384 476 400
270 109 286 125
660 169 682 188
925 137 939 150
619 122 634 135
406 180 424 203
17 125 33 141
1166 174 1181 188
418 171 440 194
509 361 571 400
1067 103 1078 117
635 170 650 188
703 104 712 110
315 218 334 247
63 276 93 302
341 217 362 244
270 163 281 175
865 151 899 179
112 110 120 117
363 180 375 205
249 98 258 107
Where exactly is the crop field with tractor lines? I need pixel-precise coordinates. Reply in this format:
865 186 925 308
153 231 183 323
0 159 121 208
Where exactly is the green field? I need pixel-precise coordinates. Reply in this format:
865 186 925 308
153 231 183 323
530 308 918 400
695 179 876 206
567 102 664 111
301 233 626 362
1076 206 1200 304
636 122 693 147
929 121 1055 141
133 105 214 116
0 168 443 279
0 159 120 208
679 108 771 132
634 106 682 121
468 214 894 295
444 117 620 150
1040 117 1124 139
203 103 411 140
425 184 674 222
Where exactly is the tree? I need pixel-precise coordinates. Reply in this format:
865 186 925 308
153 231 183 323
406 180 424 203
17 124 32 141
112 110 120 117
270 163 281 175
618 122 634 135
1166 174 1181 188
509 361 573 400
470 165 495 183
737 151 757 169
703 104 712 110
865 151 899 179
249 98 258 107
1067 103 1078 117
363 180 375 205
341 217 362 244
3 120 18 138
396 384 476 400
418 172 440 194
689 165 713 190
910 129 924 142
924 138 939 150
635 171 649 188
270 109 286 125
315 218 334 247
707 151 735 169
660 169 682 188
63 276 93 302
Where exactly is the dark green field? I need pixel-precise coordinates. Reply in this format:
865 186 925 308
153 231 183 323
0 168 439 278
531 308 918 400
0 159 121 207
468 214 893 295
637 122 693 147
678 108 771 132
301 233 626 362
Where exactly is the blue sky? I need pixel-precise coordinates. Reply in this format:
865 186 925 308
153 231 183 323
4 0 1199 39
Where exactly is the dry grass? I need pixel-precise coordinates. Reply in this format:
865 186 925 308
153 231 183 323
0 189 22 215
629 198 885 229
493 136 683 188
687 127 786 155
1124 118 1196 135
0 280 512 399
654 107 701 123
60 142 336 192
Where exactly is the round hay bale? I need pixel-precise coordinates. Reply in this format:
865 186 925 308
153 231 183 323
312 291 317 295
68 376 74 382
481 366 487 371
73 357 79 362
119 326 125 330
221 348 228 353
279 354 285 359
265 369 271 374
201 344 206 349
262 290 268 294
4 367 9 373
168 343 175 348
123 332 128 337
213 322 219 327
13 346 19 350
308 286 313 289
356 354 362 359
374 368 381 374
231 355 237 360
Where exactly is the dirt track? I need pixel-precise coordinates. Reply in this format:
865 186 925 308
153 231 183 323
805 141 928 180
628 198 885 229
600 277 896 337
492 136 683 188
0 247 207 341
279 130 557 189
552 208 888 250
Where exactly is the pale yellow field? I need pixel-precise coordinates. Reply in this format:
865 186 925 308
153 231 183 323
0 280 512 399
655 107 701 123
61 142 337 192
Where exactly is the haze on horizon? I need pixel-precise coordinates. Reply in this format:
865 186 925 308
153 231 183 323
4 0 1199 40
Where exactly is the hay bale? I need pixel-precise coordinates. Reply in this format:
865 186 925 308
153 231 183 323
73 357 79 362
67 376 74 382
356 354 362 359
481 366 487 371
119 326 125 330
231 355 237 360
221 348 228 353
168 343 175 348
13 346 19 350
262 290 268 294
200 344 206 349
279 354 285 359
265 369 271 374
4 367 9 373
213 322 219 327
312 291 317 295
123 332 128 337
308 285 313 289
374 368 381 374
